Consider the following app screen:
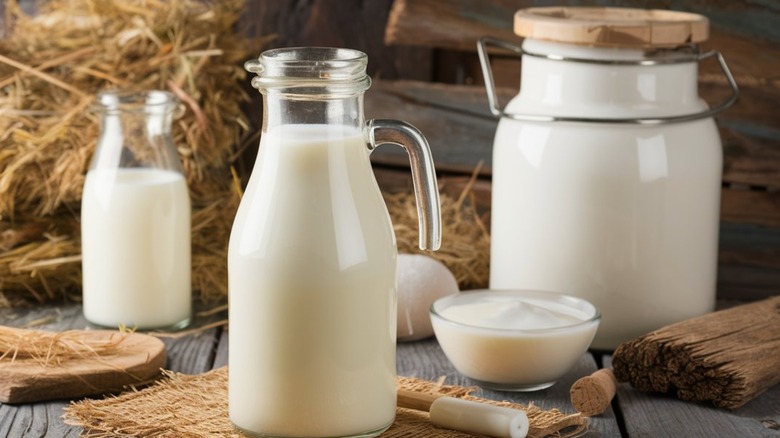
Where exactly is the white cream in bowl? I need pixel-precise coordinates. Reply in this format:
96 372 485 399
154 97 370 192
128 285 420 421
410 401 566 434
430 290 600 391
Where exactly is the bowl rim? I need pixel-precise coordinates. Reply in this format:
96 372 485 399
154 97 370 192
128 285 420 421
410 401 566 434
429 289 601 334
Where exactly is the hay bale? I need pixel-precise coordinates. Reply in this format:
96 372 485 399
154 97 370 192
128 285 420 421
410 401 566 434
0 0 260 305
0 0 259 216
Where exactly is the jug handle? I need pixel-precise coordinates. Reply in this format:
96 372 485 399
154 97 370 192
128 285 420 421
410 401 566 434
367 119 442 251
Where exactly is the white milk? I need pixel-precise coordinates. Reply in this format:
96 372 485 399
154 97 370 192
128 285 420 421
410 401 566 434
228 125 397 437
431 293 598 388
489 39 722 350
441 299 586 330
81 168 191 329
490 120 721 349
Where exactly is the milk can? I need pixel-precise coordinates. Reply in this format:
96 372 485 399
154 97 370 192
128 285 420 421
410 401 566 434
230 47 441 437
479 7 738 349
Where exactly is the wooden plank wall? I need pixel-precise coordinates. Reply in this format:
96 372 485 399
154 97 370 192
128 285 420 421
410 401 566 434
238 0 432 81
377 0 780 300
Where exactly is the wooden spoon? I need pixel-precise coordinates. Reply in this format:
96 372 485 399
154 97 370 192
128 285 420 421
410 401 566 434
0 328 165 404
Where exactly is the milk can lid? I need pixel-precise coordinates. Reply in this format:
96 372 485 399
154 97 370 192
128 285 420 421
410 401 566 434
514 7 709 48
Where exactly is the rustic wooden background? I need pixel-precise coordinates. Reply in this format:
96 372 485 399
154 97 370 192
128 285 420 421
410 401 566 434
2 0 778 300
236 0 780 300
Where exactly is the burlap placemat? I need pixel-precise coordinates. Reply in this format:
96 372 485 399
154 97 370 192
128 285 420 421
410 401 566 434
63 367 587 437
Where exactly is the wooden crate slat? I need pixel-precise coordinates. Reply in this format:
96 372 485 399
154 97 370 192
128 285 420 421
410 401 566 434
721 188 780 229
385 0 519 51
367 81 499 176
717 264 780 302
239 0 432 81
719 223 780 269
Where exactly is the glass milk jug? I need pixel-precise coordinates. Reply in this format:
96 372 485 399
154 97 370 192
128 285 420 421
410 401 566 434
229 48 441 437
81 90 191 330
479 8 738 350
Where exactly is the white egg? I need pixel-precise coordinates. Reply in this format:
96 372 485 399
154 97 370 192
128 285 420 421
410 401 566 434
397 253 459 342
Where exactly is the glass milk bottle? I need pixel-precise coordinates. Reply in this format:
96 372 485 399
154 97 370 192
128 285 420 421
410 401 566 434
229 48 441 437
81 90 191 330
480 7 738 350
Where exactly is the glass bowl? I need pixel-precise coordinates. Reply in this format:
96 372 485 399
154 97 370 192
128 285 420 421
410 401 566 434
430 289 600 391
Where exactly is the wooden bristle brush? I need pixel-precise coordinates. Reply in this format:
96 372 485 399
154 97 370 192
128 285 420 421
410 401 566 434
612 296 780 409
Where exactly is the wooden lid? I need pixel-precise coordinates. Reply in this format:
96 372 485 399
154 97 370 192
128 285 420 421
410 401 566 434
514 7 709 48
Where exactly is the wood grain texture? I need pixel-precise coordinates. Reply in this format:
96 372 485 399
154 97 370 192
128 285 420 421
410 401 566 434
397 339 623 437
161 330 219 375
700 31 780 189
513 7 709 48
721 188 780 229
367 80 500 175
0 329 166 404
0 305 96 437
0 401 80 438
212 326 229 370
612 296 780 409
385 0 780 50
241 0 432 81
0 303 224 437
570 368 618 417
605 356 780 438
717 264 780 302
385 0 519 51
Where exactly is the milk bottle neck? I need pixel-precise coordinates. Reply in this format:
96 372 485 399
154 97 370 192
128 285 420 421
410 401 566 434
262 91 366 132
90 90 182 173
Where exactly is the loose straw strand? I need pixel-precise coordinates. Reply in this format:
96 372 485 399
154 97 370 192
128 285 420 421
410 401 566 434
0 53 87 97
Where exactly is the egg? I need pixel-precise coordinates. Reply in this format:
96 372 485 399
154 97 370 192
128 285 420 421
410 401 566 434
397 253 459 341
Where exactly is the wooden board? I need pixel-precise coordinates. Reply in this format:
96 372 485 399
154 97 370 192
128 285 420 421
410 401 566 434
0 329 165 404
0 303 224 437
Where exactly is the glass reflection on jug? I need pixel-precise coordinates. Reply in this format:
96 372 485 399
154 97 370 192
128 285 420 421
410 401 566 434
228 47 441 438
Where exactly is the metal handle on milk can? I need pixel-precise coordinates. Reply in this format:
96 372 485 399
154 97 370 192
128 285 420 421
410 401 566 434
477 37 740 125
367 119 442 251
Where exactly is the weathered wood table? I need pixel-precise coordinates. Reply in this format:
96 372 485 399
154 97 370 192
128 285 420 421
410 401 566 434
0 299 778 437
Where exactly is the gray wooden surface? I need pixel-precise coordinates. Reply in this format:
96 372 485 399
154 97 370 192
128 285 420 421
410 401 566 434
2 302 779 437
604 356 780 438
